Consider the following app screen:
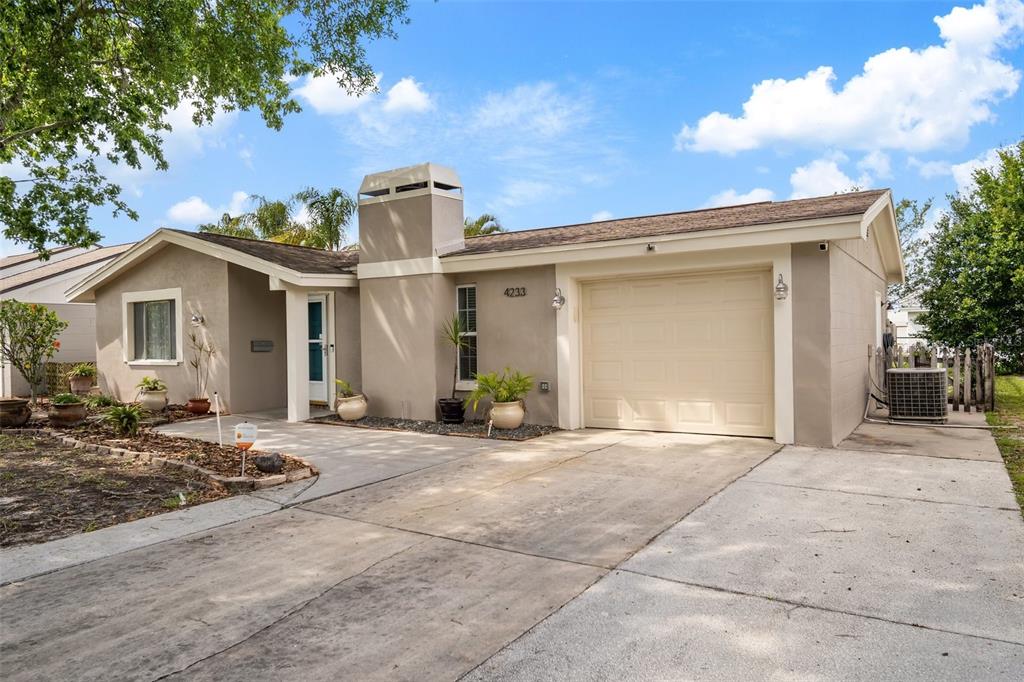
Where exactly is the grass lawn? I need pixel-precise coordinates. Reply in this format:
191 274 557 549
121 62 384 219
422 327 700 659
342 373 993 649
986 375 1024 514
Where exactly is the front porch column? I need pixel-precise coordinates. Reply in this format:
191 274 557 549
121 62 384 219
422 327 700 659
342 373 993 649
285 286 310 422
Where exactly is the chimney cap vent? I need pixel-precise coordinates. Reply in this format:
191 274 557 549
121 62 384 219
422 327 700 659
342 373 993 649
359 163 462 203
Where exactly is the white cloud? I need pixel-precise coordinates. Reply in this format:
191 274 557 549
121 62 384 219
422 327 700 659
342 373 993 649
167 190 248 226
382 77 432 113
162 100 238 157
950 145 1008 193
238 147 254 169
676 0 1024 154
908 157 953 178
491 179 557 210
471 82 587 138
703 187 775 208
591 210 614 221
789 153 871 198
294 72 374 114
857 150 892 178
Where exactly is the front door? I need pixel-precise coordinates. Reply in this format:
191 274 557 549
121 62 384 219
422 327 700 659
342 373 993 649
308 295 328 403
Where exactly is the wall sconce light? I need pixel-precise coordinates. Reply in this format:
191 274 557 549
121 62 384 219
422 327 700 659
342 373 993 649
552 287 566 310
190 312 205 326
774 274 789 301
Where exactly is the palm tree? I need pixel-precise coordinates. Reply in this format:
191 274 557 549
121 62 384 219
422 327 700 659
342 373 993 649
198 188 355 251
285 187 356 251
464 213 505 237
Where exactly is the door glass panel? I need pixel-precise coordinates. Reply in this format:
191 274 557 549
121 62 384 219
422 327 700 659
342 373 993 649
308 301 323 340
308 343 323 381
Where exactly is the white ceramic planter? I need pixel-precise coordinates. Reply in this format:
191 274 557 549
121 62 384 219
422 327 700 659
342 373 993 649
337 394 368 421
138 389 167 412
490 400 525 429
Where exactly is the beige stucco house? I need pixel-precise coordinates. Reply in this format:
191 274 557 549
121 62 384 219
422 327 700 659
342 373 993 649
68 163 903 447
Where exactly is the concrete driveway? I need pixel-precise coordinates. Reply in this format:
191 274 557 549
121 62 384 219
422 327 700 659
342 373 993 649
0 428 777 681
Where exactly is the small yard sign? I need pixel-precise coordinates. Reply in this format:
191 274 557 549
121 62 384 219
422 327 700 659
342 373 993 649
234 422 258 477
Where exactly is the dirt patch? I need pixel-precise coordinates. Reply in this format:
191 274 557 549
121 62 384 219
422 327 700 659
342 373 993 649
0 433 228 548
308 414 560 441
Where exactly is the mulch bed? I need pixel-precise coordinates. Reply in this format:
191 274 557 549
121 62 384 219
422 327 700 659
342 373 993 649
0 432 228 548
308 413 560 441
55 418 309 479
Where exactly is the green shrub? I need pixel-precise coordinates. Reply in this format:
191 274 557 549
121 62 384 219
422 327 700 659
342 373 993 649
50 392 82 405
106 404 142 436
84 394 120 409
136 376 166 392
335 378 357 397
465 368 534 412
67 363 97 378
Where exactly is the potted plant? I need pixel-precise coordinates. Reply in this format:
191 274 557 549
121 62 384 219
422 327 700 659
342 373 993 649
438 314 469 424
0 398 31 427
67 363 97 394
465 367 534 429
335 379 367 421
186 331 215 414
48 392 87 426
136 376 167 411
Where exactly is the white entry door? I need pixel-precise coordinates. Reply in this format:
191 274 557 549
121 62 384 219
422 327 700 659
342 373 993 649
582 269 774 437
308 295 328 403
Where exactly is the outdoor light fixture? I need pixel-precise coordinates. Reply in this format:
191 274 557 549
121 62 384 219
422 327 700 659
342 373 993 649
552 287 566 310
190 312 205 326
774 274 789 301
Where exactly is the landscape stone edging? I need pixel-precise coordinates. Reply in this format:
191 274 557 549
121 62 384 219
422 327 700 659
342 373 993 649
0 427 314 492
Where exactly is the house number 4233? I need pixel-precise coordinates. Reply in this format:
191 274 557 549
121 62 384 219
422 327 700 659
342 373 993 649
504 287 527 297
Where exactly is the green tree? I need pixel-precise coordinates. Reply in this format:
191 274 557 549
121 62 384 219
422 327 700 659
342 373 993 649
464 213 505 237
919 141 1024 370
0 300 69 402
1 0 409 256
888 197 933 304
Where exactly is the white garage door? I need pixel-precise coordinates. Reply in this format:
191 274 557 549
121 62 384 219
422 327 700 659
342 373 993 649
582 269 774 437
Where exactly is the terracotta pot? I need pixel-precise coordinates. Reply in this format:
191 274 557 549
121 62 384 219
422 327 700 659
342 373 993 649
48 401 87 426
336 394 367 421
490 400 525 429
0 398 31 427
437 398 465 424
186 398 210 415
138 389 167 412
69 375 94 394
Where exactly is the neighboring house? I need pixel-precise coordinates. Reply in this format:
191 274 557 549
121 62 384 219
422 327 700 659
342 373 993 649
1 243 134 396
69 163 903 447
888 297 929 346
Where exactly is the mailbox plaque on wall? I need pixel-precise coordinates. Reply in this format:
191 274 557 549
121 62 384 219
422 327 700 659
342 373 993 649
251 340 274 353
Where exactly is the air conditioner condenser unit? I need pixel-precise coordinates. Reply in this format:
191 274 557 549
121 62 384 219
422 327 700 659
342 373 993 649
886 368 948 422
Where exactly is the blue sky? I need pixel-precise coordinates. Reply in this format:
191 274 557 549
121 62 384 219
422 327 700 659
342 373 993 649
6 0 1022 254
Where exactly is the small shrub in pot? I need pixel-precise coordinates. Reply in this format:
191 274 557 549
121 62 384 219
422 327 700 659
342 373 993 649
66 363 97 394
465 368 534 429
48 392 87 426
335 379 367 421
136 376 167 412
437 314 468 424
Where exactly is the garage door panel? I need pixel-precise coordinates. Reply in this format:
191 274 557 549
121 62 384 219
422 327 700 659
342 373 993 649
583 270 773 437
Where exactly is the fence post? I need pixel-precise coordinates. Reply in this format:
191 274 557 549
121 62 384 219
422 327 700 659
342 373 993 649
964 347 973 413
952 350 961 412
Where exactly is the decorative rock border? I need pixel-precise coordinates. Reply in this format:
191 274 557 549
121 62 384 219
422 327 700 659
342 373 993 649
1 428 316 492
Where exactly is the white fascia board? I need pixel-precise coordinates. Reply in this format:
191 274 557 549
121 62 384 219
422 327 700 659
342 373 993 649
357 256 443 279
441 215 863 274
67 229 356 301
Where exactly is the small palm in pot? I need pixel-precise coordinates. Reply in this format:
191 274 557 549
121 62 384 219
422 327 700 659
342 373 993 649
438 314 469 424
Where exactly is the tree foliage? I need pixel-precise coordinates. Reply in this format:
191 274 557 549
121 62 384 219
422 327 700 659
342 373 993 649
464 213 505 237
919 141 1024 370
1 0 408 255
198 186 355 250
0 300 69 401
888 197 933 304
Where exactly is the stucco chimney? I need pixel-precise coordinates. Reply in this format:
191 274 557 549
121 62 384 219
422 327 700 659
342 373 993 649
357 163 463 421
357 163 464 264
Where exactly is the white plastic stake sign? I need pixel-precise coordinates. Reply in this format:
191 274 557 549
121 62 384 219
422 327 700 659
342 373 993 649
235 422 258 476
213 392 223 446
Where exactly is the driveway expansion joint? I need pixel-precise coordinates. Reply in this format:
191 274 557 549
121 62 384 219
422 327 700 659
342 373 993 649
741 478 1021 511
617 567 1024 648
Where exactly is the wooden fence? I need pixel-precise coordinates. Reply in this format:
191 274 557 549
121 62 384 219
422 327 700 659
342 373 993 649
870 343 995 413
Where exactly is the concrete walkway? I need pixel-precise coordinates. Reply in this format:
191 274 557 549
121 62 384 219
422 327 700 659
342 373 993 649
2 418 1021 680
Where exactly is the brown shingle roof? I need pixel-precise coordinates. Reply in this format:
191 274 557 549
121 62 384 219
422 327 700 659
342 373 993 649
0 244 135 293
176 231 359 273
447 189 888 257
0 245 77 270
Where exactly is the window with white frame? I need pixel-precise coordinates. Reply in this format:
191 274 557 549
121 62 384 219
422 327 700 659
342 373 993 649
123 288 182 364
457 285 477 382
